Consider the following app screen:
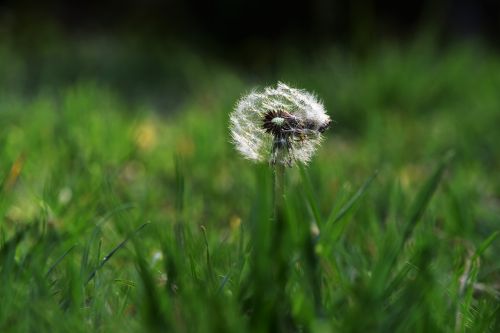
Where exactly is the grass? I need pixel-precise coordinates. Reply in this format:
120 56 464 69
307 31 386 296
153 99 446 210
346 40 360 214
0 37 499 332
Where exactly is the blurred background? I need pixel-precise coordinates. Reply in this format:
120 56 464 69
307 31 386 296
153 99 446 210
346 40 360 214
2 0 500 50
1 0 500 99
1 0 499 228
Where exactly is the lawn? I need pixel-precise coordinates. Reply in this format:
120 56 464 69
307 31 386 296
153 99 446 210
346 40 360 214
0 37 499 332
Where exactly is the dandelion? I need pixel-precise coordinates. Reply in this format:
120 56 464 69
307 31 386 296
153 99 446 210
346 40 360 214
230 83 331 321
230 82 331 166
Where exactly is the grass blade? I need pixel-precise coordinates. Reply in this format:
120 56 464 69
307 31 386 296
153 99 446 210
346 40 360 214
46 245 76 277
472 230 499 261
318 170 378 244
374 151 454 294
299 165 324 226
85 222 150 285
81 203 135 277
328 170 379 226
402 151 454 243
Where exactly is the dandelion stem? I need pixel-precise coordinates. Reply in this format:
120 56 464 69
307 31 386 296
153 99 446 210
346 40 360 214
273 163 286 219
271 163 290 329
272 164 286 268
272 163 287 279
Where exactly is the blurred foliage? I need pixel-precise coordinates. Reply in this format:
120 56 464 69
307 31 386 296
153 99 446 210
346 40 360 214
0 35 499 332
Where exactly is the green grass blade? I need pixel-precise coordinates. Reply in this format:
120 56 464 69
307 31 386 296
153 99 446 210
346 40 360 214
81 203 135 277
299 164 324 226
0 225 30 260
201 225 215 286
318 170 378 244
472 230 499 261
45 245 76 277
402 151 454 243
374 152 454 295
328 170 378 226
85 222 150 285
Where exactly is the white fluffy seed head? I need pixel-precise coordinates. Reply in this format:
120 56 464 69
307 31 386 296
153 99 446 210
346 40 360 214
229 82 331 166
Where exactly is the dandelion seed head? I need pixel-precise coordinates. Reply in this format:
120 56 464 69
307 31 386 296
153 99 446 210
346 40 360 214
271 117 285 126
230 82 331 166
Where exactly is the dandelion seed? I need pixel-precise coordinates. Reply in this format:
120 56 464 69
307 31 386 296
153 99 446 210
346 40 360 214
230 82 331 166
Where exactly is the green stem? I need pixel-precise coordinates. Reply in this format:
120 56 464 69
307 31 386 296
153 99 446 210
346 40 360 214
273 163 285 220
272 163 286 270
271 163 289 329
